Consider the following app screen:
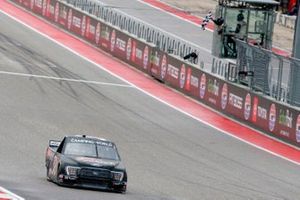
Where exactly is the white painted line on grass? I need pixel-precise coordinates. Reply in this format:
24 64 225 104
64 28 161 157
0 70 133 88
1 9 300 167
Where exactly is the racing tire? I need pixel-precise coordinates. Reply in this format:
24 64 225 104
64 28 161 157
46 167 51 182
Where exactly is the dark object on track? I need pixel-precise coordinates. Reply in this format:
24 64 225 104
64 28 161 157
45 135 127 193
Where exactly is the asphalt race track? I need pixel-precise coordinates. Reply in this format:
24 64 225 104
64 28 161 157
97 0 213 50
1 7 300 200
95 0 214 68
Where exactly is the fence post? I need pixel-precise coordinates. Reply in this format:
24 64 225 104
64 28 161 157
277 57 283 101
211 57 216 74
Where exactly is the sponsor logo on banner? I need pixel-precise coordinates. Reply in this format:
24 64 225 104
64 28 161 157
42 0 47 16
35 0 42 8
179 64 186 89
95 23 101 44
258 106 267 120
81 15 86 36
161 54 167 79
229 93 243 110
131 41 136 62
101 26 110 41
85 17 91 38
89 24 95 36
244 93 251 120
207 79 219 96
67 9 72 30
110 30 116 52
279 130 290 137
269 103 276 132
191 75 199 89
143 46 149 69
30 0 34 9
152 52 160 67
116 38 126 52
167 64 179 79
296 115 300 142
221 83 228 110
252 97 258 122
72 16 81 28
54 2 59 22
199 73 206 99
58 8 67 26
278 109 293 128
207 79 220 105
49 4 54 15
185 67 191 91
136 48 142 60
126 38 132 60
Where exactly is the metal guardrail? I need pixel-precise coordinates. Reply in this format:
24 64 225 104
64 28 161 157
236 40 300 107
63 0 232 73
62 0 300 107
211 57 237 81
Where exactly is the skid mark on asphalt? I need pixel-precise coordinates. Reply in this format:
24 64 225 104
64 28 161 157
2 2 300 168
0 70 133 88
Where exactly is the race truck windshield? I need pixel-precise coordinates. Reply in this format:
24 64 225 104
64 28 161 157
63 138 120 160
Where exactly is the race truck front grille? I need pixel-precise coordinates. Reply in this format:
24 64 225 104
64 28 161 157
79 168 111 180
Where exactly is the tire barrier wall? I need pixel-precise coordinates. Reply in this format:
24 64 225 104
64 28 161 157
12 0 300 147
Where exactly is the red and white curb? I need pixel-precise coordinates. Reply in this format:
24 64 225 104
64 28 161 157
0 187 24 200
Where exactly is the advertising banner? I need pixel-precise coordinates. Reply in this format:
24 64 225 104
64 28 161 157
68 9 84 36
110 29 128 60
198 72 223 109
183 65 201 98
41 0 50 17
126 38 151 73
97 23 112 50
18 0 32 9
10 0 300 147
32 0 43 14
84 16 96 42
163 51 300 145
148 48 165 81
44 0 56 21
57 4 68 27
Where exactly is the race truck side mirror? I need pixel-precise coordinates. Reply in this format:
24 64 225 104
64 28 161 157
49 140 61 148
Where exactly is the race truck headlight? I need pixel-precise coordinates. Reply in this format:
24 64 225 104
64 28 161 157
111 171 124 181
65 166 80 176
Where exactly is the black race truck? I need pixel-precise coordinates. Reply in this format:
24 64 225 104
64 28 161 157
45 135 127 193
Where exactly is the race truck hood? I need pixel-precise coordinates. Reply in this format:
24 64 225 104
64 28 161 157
68 156 121 169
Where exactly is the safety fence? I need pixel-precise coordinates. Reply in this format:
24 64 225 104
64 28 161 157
11 0 300 147
63 0 227 72
211 57 237 81
236 40 300 107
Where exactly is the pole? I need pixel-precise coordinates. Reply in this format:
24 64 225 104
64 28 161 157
291 0 300 105
293 0 300 58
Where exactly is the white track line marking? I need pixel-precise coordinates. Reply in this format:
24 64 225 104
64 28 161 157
1 9 300 166
111 0 212 54
0 187 25 200
0 70 133 88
